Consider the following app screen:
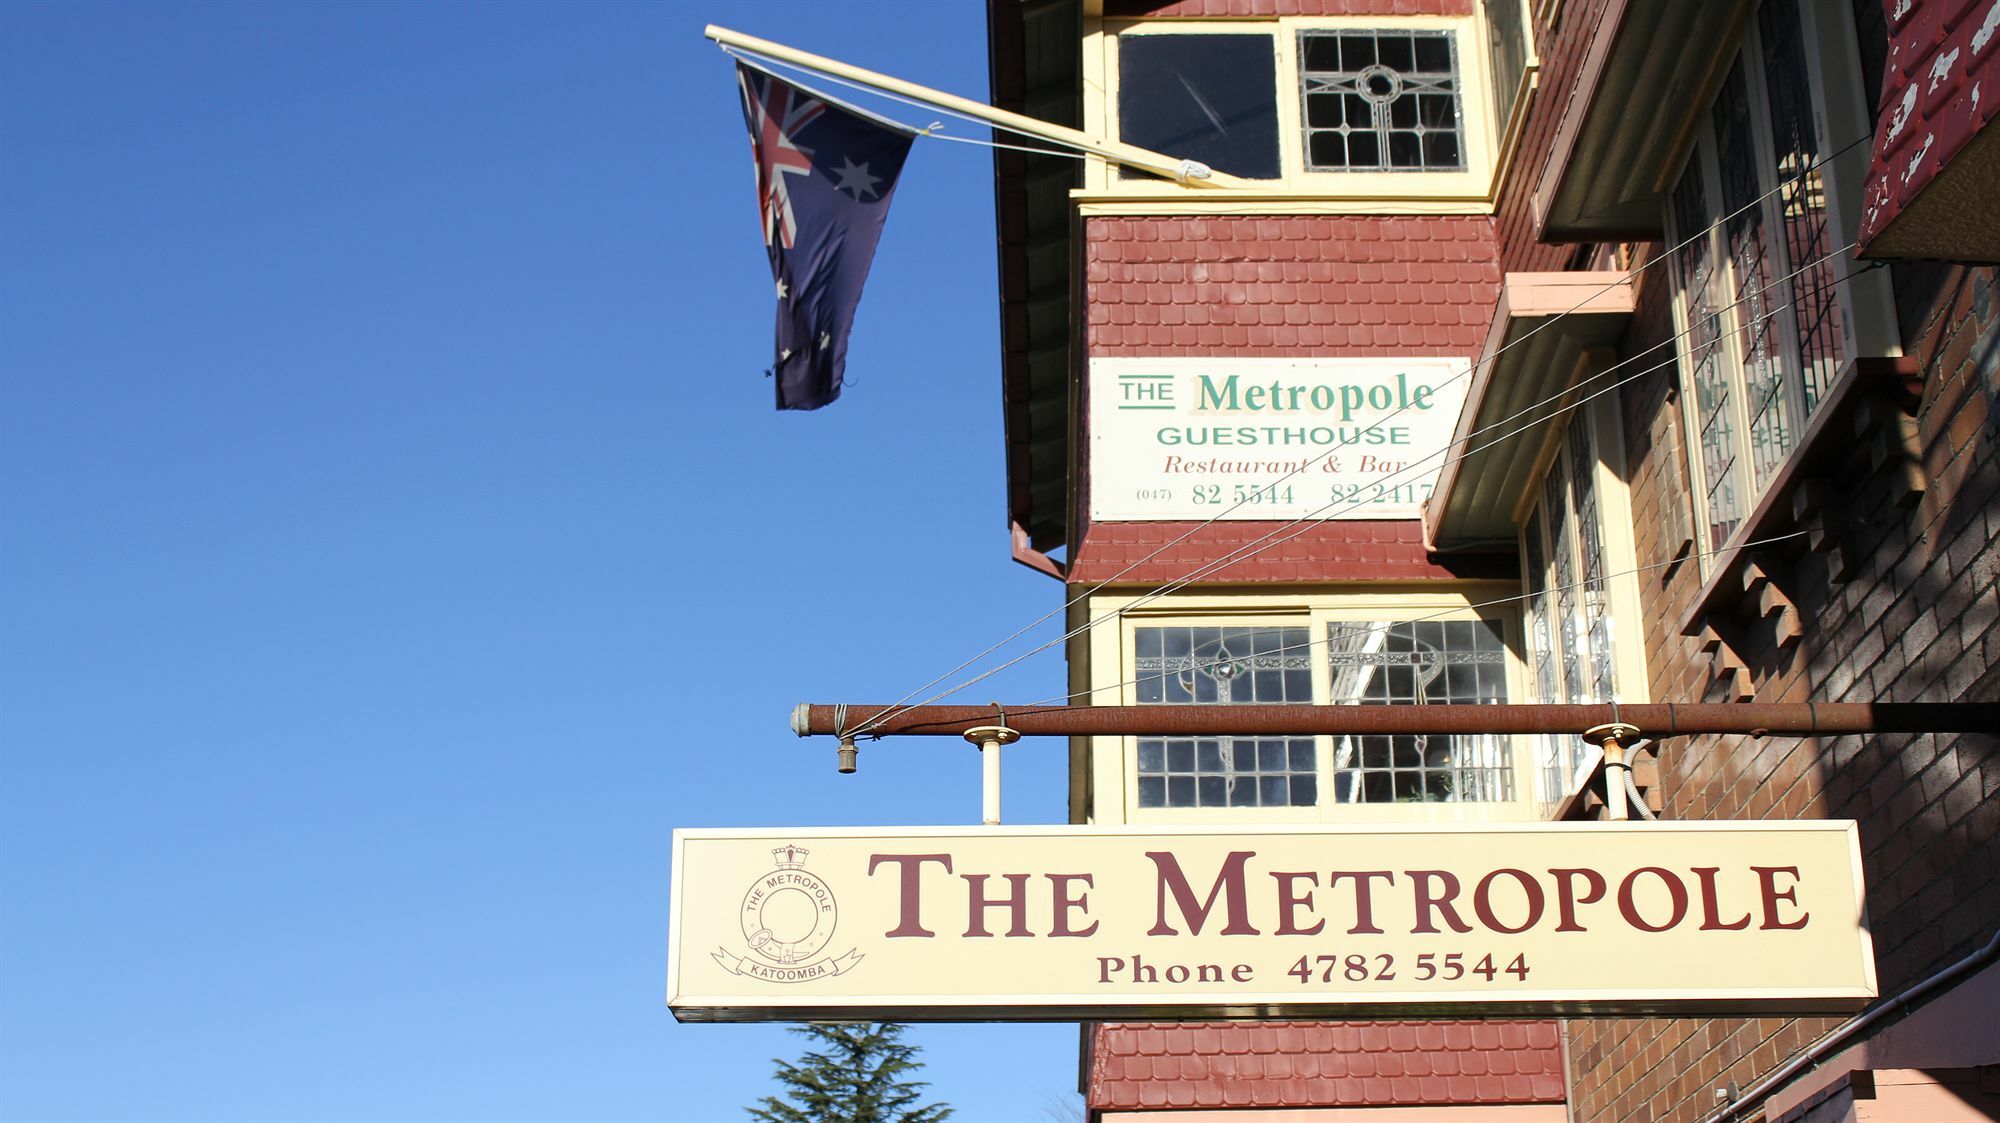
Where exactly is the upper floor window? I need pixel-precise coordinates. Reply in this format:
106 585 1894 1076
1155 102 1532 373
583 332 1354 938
1327 618 1509 802
1099 14 1509 195
1299 30 1464 172
1665 0 1888 563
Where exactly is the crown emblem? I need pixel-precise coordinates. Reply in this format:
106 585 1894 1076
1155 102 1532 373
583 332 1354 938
772 845 809 869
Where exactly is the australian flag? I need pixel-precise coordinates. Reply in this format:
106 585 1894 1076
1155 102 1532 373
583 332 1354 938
737 62 915 410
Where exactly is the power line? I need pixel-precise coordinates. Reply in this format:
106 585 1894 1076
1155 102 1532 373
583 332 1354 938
836 117 1864 735
856 244 1872 729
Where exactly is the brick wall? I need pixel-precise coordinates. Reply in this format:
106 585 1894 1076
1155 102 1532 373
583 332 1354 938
1497 2 2000 1115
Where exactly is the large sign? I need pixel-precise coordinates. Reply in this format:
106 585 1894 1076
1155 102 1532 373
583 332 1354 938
668 822 1875 1022
1087 357 1472 521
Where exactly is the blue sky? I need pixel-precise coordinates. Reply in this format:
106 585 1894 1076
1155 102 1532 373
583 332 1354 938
0 2 1081 1119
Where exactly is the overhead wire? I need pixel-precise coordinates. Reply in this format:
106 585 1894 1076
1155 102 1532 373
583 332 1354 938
857 243 1873 726
846 133 1875 738
720 40 1882 736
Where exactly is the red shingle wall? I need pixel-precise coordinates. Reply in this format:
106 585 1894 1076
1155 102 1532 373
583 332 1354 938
1085 215 1501 357
1103 0 1473 17
1087 1020 1565 1110
1068 519 1508 585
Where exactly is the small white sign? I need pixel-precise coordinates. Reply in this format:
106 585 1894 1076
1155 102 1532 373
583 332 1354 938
1089 356 1472 521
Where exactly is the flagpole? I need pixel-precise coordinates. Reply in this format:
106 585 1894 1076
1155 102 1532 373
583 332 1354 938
705 24 1253 190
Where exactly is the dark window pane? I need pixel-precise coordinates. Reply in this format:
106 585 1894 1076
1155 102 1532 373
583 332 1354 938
1197 742 1225 772
1414 34 1452 72
1389 132 1423 167
1303 33 1340 71
1340 34 1375 70
1138 776 1166 807
1197 776 1227 806
1344 95 1373 129
1136 629 1162 658
1291 774 1318 806
1137 674 1163 703
1168 776 1197 807
1346 132 1379 166
1289 741 1315 771
1168 742 1195 772
1138 741 1165 773
1118 34 1281 180
1259 741 1288 770
1390 96 1418 128
1309 131 1346 166
1260 776 1290 805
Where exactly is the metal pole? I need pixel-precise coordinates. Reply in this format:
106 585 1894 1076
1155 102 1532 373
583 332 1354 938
703 25 1254 189
962 725 1017 826
792 701 2000 739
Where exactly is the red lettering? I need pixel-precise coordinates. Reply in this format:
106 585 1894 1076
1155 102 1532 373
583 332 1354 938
1617 867 1690 932
1474 868 1545 934
1147 851 1259 936
1270 872 1325 936
1047 873 1099 937
962 873 1032 938
1753 865 1810 930
1409 870 1473 934
1327 870 1396 934
1693 866 1752 931
867 853 952 938
1551 868 1606 931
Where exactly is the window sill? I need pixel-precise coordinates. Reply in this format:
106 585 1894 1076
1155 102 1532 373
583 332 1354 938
1676 355 1922 642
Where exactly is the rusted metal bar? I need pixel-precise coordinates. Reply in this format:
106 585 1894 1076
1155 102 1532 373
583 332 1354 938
792 701 2000 739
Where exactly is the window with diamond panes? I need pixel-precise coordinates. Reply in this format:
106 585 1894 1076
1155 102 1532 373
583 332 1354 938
1299 30 1464 171
1666 0 1855 566
1327 620 1510 802
1134 625 1316 808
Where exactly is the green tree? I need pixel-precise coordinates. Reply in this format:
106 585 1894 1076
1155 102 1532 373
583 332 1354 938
747 1022 953 1123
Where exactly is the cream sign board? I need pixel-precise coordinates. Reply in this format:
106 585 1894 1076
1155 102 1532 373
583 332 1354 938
1088 357 1472 521
668 822 1875 1022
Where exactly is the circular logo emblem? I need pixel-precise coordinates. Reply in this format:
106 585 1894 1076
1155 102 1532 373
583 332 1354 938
740 860 838 966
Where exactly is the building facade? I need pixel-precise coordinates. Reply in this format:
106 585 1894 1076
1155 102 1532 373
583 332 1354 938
986 0 2000 1119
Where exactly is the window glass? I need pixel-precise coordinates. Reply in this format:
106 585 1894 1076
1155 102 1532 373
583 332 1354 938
1134 625 1313 807
1484 0 1530 127
1298 30 1464 171
1758 0 1845 412
1118 34 1282 180
1667 0 1859 563
1326 620 1509 803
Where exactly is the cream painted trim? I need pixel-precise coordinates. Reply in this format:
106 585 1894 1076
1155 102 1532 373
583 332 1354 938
1074 194 1493 216
1081 585 1540 827
1085 13 1502 202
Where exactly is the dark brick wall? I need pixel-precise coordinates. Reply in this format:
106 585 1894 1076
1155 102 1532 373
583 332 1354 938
1504 2 2000 1118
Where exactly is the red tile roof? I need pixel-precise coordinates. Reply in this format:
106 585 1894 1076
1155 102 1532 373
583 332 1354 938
1085 215 1502 358
1069 519 1513 585
1087 1020 1566 1111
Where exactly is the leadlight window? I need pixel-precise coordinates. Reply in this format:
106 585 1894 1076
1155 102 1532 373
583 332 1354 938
1299 30 1464 171
1666 0 1851 561
1522 411 1625 805
1326 619 1510 803
1134 625 1315 808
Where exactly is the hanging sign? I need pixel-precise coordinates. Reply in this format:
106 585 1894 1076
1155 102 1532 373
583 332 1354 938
668 822 1875 1022
1087 356 1473 521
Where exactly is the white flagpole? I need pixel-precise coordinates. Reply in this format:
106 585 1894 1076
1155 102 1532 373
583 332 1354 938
705 24 1253 190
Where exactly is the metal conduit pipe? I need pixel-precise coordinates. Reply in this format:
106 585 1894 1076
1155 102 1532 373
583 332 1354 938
791 701 2000 740
1697 922 2000 1123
